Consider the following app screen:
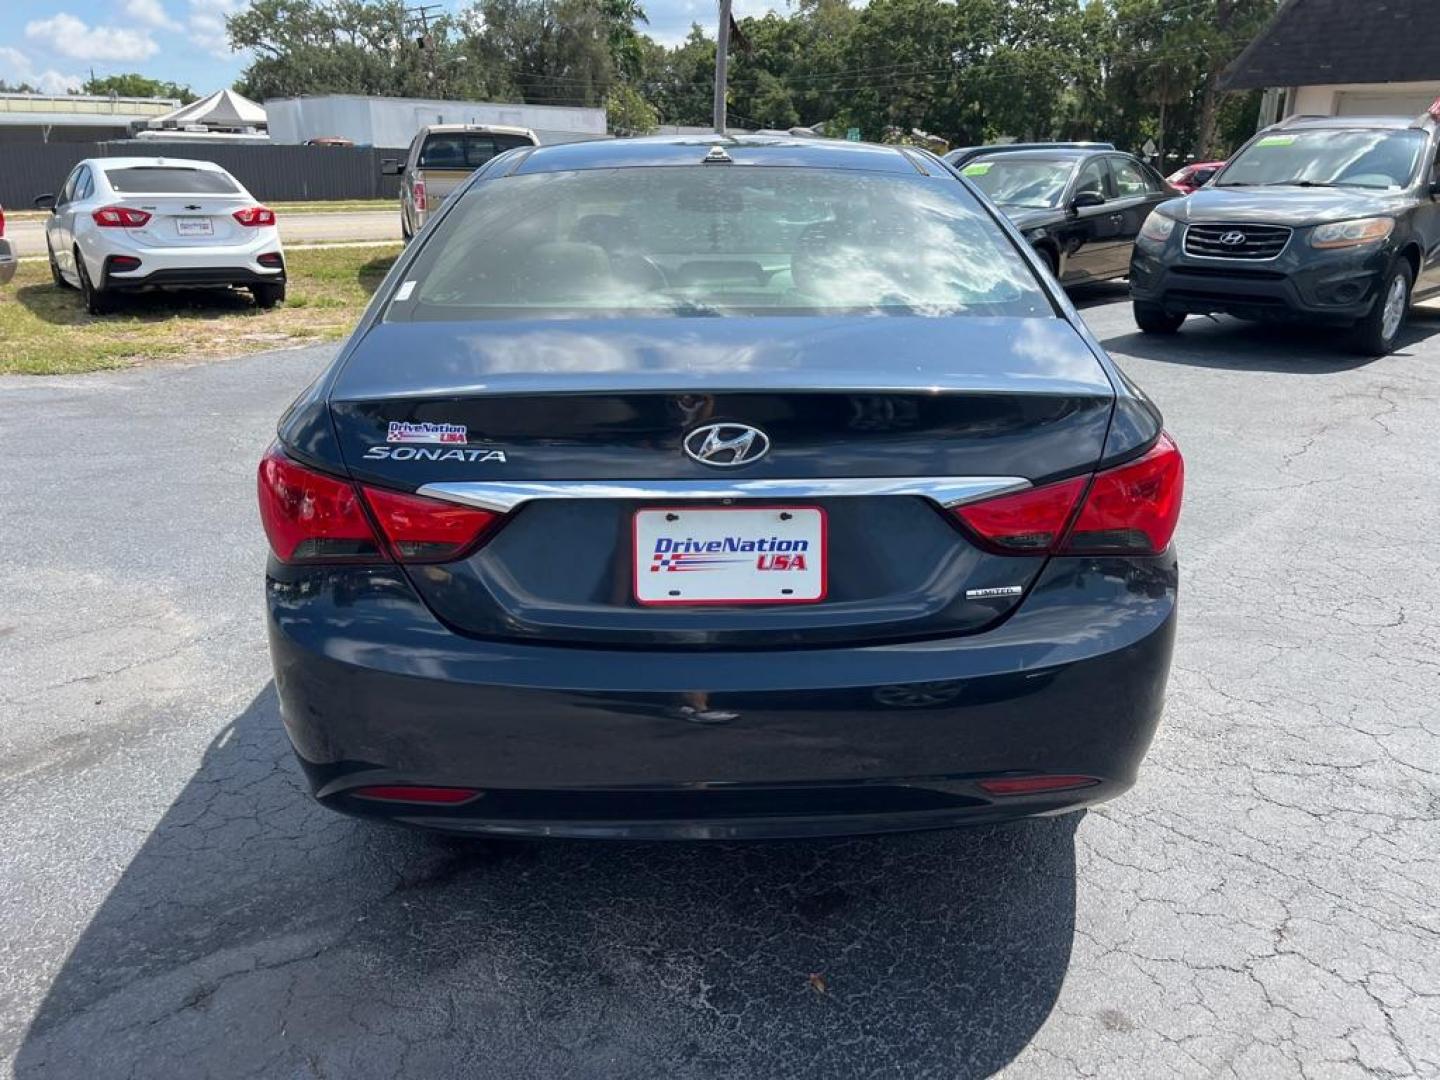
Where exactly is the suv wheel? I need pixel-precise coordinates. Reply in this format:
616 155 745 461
77 251 115 315
1350 261 1412 356
1134 301 1185 334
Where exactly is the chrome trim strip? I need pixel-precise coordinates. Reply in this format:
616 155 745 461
417 476 1031 514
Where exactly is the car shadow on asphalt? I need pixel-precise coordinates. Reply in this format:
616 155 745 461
1100 305 1440 373
14 684 1080 1079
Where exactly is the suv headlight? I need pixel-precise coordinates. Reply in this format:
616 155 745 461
1310 217 1394 249
1138 212 1178 245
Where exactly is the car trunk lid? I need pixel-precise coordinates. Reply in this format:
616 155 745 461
325 315 1115 647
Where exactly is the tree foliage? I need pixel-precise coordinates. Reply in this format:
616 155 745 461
82 74 198 103
229 0 1279 161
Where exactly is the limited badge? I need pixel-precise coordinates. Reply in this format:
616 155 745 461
387 421 467 444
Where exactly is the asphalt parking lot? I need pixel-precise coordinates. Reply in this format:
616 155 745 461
2 291 1438 1079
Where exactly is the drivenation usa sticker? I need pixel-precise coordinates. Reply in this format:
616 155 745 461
387 421 467 444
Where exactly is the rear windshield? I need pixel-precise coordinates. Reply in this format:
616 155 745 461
417 133 536 169
1217 128 1427 190
960 158 1074 208
104 167 240 194
390 165 1052 320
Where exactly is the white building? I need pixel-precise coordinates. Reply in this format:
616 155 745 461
264 94 607 149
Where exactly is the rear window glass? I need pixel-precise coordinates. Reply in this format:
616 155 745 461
391 165 1052 320
418 133 536 169
105 167 239 194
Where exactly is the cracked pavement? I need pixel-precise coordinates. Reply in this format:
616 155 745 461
2 292 1438 1078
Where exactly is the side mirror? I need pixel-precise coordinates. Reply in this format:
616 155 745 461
34 193 57 211
380 159 402 176
1070 190 1106 211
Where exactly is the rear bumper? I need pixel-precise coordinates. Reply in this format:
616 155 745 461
1129 241 1390 323
267 553 1177 839
102 255 285 291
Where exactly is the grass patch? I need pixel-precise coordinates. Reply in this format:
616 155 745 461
0 244 401 375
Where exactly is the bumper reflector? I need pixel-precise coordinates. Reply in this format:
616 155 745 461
978 775 1100 797
351 785 481 805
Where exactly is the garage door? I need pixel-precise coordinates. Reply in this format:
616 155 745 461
1335 88 1439 117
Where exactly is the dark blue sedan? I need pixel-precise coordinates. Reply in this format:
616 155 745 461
259 135 1183 839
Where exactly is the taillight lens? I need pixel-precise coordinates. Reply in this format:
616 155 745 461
413 177 427 212
257 446 384 564
92 205 151 228
360 486 499 562
233 206 276 227
954 433 1183 556
1065 433 1184 554
953 476 1087 553
257 445 502 565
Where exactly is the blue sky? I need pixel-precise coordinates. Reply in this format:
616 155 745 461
0 0 779 98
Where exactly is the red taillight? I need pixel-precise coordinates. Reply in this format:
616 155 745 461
256 445 502 565
258 446 385 564
352 785 481 804
92 205 151 228
413 177 427 212
233 206 276 227
1065 433 1184 554
954 433 1183 556
978 775 1100 796
0 205 6 236
954 476 1087 553
257 251 284 268
361 486 499 563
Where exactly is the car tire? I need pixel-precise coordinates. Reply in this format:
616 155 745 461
401 213 413 242
77 251 115 316
1134 301 1185 334
1349 260 1412 356
48 243 71 289
1037 245 1060 280
252 282 286 309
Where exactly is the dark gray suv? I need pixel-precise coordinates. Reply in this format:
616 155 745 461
1129 112 1440 354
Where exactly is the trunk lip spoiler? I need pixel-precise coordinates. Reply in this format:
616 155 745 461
416 477 1031 514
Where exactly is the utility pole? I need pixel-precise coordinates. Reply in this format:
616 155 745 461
712 0 731 134
404 4 445 94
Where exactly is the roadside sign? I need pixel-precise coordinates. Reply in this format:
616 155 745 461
1142 139 1157 157
846 127 861 142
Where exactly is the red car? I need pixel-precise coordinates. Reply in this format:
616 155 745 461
1166 161 1225 193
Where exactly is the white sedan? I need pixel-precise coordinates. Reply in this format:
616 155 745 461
37 157 286 315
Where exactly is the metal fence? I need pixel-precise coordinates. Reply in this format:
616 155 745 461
0 141 403 207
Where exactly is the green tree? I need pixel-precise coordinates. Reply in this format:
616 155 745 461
82 73 197 103
605 81 658 134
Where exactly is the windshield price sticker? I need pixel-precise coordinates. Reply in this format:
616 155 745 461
1256 135 1296 147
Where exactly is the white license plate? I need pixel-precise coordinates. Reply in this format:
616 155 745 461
634 506 826 605
176 217 214 237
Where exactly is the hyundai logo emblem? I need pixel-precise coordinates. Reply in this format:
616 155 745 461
683 423 771 468
1218 230 1247 246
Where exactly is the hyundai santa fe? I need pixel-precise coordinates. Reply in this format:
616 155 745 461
1130 112 1440 355
259 136 1184 839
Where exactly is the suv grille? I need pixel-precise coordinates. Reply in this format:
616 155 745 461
1184 223 1292 260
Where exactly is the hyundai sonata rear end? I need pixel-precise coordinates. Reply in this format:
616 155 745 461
260 136 1182 839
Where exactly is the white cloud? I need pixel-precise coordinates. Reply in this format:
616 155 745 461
0 44 84 95
123 0 182 31
25 13 159 62
187 0 242 58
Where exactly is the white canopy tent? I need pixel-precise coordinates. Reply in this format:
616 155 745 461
147 89 267 133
